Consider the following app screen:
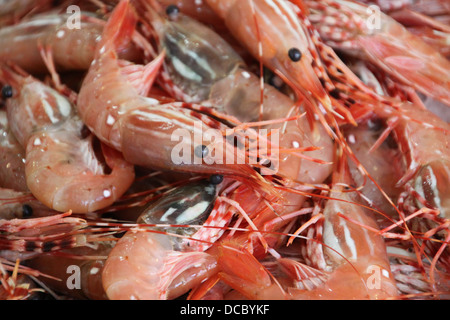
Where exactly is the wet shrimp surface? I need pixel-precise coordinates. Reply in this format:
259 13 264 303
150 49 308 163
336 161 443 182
0 0 449 301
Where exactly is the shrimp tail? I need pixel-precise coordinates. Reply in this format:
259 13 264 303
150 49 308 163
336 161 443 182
25 124 135 214
216 242 286 299
98 0 137 56
158 251 218 300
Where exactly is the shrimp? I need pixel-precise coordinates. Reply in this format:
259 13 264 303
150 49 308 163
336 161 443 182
305 0 450 106
102 178 222 300
298 152 398 299
0 64 135 213
0 10 142 75
77 0 262 186
0 109 27 192
100 5 336 299
142 1 335 177
204 0 333 111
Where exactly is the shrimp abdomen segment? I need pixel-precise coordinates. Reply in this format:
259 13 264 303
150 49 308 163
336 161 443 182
25 130 135 213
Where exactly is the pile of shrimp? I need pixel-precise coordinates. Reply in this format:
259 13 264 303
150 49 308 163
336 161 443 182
0 0 449 300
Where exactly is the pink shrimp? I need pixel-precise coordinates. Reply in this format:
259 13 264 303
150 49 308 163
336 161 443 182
141 1 335 182
102 178 223 300
325 56 450 292
0 11 141 74
204 0 333 111
290 4 450 223
305 0 450 106
296 152 398 299
77 0 264 187
0 65 135 213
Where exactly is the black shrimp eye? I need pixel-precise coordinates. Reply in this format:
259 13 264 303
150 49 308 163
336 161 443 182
194 144 209 158
1 85 13 99
22 204 33 218
210 174 223 185
261 159 272 168
329 88 341 99
166 4 180 17
288 48 302 62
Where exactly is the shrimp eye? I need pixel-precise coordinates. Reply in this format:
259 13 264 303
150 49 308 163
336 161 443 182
1 85 13 99
261 159 272 168
288 48 302 62
210 174 223 185
166 5 180 17
195 144 209 158
329 88 341 99
22 204 33 218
